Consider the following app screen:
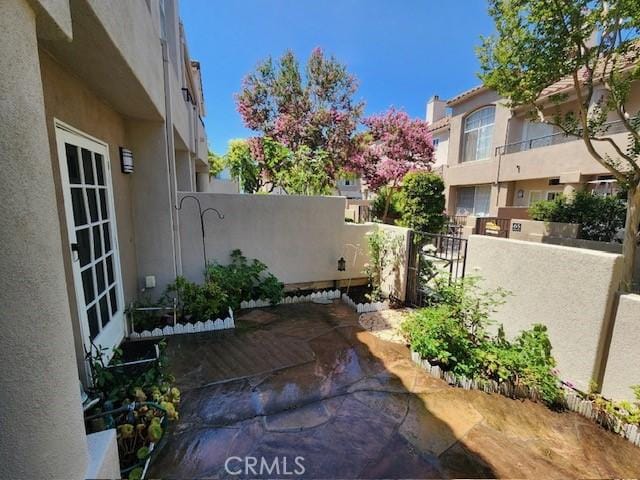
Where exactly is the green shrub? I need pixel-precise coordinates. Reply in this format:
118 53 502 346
402 305 483 378
402 276 562 405
363 229 403 301
165 276 229 322
372 186 404 224
529 191 626 242
399 171 446 234
205 249 284 309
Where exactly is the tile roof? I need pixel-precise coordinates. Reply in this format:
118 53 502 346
427 116 450 132
446 44 639 106
446 85 489 106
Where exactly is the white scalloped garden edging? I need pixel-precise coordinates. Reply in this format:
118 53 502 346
129 309 235 339
239 289 342 309
341 292 390 314
410 350 640 448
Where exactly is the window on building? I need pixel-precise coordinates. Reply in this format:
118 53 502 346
528 191 545 205
462 106 495 162
456 185 491 216
433 138 440 150
528 190 561 205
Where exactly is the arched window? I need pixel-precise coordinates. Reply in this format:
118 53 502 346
462 106 495 162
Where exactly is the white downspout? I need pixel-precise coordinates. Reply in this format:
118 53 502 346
161 38 182 276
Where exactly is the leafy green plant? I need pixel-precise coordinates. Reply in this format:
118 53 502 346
205 249 284 309
588 384 640 427
399 171 446 234
477 325 561 405
363 229 403 302
529 189 626 242
164 276 229 322
402 305 483 378
85 342 181 476
402 276 562 405
372 186 404 224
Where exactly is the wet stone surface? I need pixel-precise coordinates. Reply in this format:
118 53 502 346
150 301 640 479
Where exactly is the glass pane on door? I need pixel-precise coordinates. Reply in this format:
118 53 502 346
64 142 119 342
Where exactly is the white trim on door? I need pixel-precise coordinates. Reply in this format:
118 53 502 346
54 119 125 360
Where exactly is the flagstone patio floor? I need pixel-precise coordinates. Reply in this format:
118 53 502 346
149 301 640 479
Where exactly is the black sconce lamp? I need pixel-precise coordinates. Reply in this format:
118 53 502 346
337 257 346 272
120 147 134 174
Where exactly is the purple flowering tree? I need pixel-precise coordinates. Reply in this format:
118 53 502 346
352 108 435 222
236 48 363 193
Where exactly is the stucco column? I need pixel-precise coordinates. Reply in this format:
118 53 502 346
129 121 179 296
196 172 210 192
0 1 89 478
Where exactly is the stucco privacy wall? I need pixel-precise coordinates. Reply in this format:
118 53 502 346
178 193 373 286
601 294 640 401
177 193 411 298
466 235 623 391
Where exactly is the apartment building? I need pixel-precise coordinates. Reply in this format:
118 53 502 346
1 1 209 477
426 95 450 176
437 80 639 218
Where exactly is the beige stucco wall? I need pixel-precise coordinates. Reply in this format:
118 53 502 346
498 134 621 182
178 193 373 286
377 224 411 302
40 50 139 304
0 1 89 477
177 193 411 300
466 235 623 391
39 49 140 382
511 178 565 207
601 294 640 401
508 219 579 242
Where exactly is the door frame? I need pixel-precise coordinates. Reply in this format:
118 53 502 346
54 118 126 360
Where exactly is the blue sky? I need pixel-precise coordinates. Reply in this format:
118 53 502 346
180 0 495 154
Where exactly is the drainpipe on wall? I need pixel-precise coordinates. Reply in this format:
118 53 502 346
161 39 182 277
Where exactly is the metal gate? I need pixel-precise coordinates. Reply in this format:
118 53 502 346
406 230 468 307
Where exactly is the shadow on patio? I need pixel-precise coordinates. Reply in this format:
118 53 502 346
149 301 640 479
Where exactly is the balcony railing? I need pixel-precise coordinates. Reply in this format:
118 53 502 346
495 118 631 156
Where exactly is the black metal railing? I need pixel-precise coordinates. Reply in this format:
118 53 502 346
443 215 467 237
495 118 630 156
406 231 468 307
475 217 510 238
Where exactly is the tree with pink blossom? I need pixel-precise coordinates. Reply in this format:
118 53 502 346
236 48 363 194
352 108 435 223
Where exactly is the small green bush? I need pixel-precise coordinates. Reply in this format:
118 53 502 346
205 249 284 309
529 191 626 242
590 385 640 427
402 276 562 405
372 186 404 224
165 276 229 322
399 171 446 234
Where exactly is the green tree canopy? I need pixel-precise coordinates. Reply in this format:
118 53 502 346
478 0 640 291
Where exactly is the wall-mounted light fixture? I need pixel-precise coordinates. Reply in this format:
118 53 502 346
120 147 134 174
517 189 525 199
337 257 346 272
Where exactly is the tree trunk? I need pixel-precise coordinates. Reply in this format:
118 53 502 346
621 185 640 292
382 184 396 224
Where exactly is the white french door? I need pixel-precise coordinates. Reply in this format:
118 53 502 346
55 121 125 357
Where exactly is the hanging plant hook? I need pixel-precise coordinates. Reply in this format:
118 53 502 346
176 195 224 266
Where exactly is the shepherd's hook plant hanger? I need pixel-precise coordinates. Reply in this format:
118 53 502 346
176 195 224 266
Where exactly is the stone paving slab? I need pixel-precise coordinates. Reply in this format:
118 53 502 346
150 301 640 479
